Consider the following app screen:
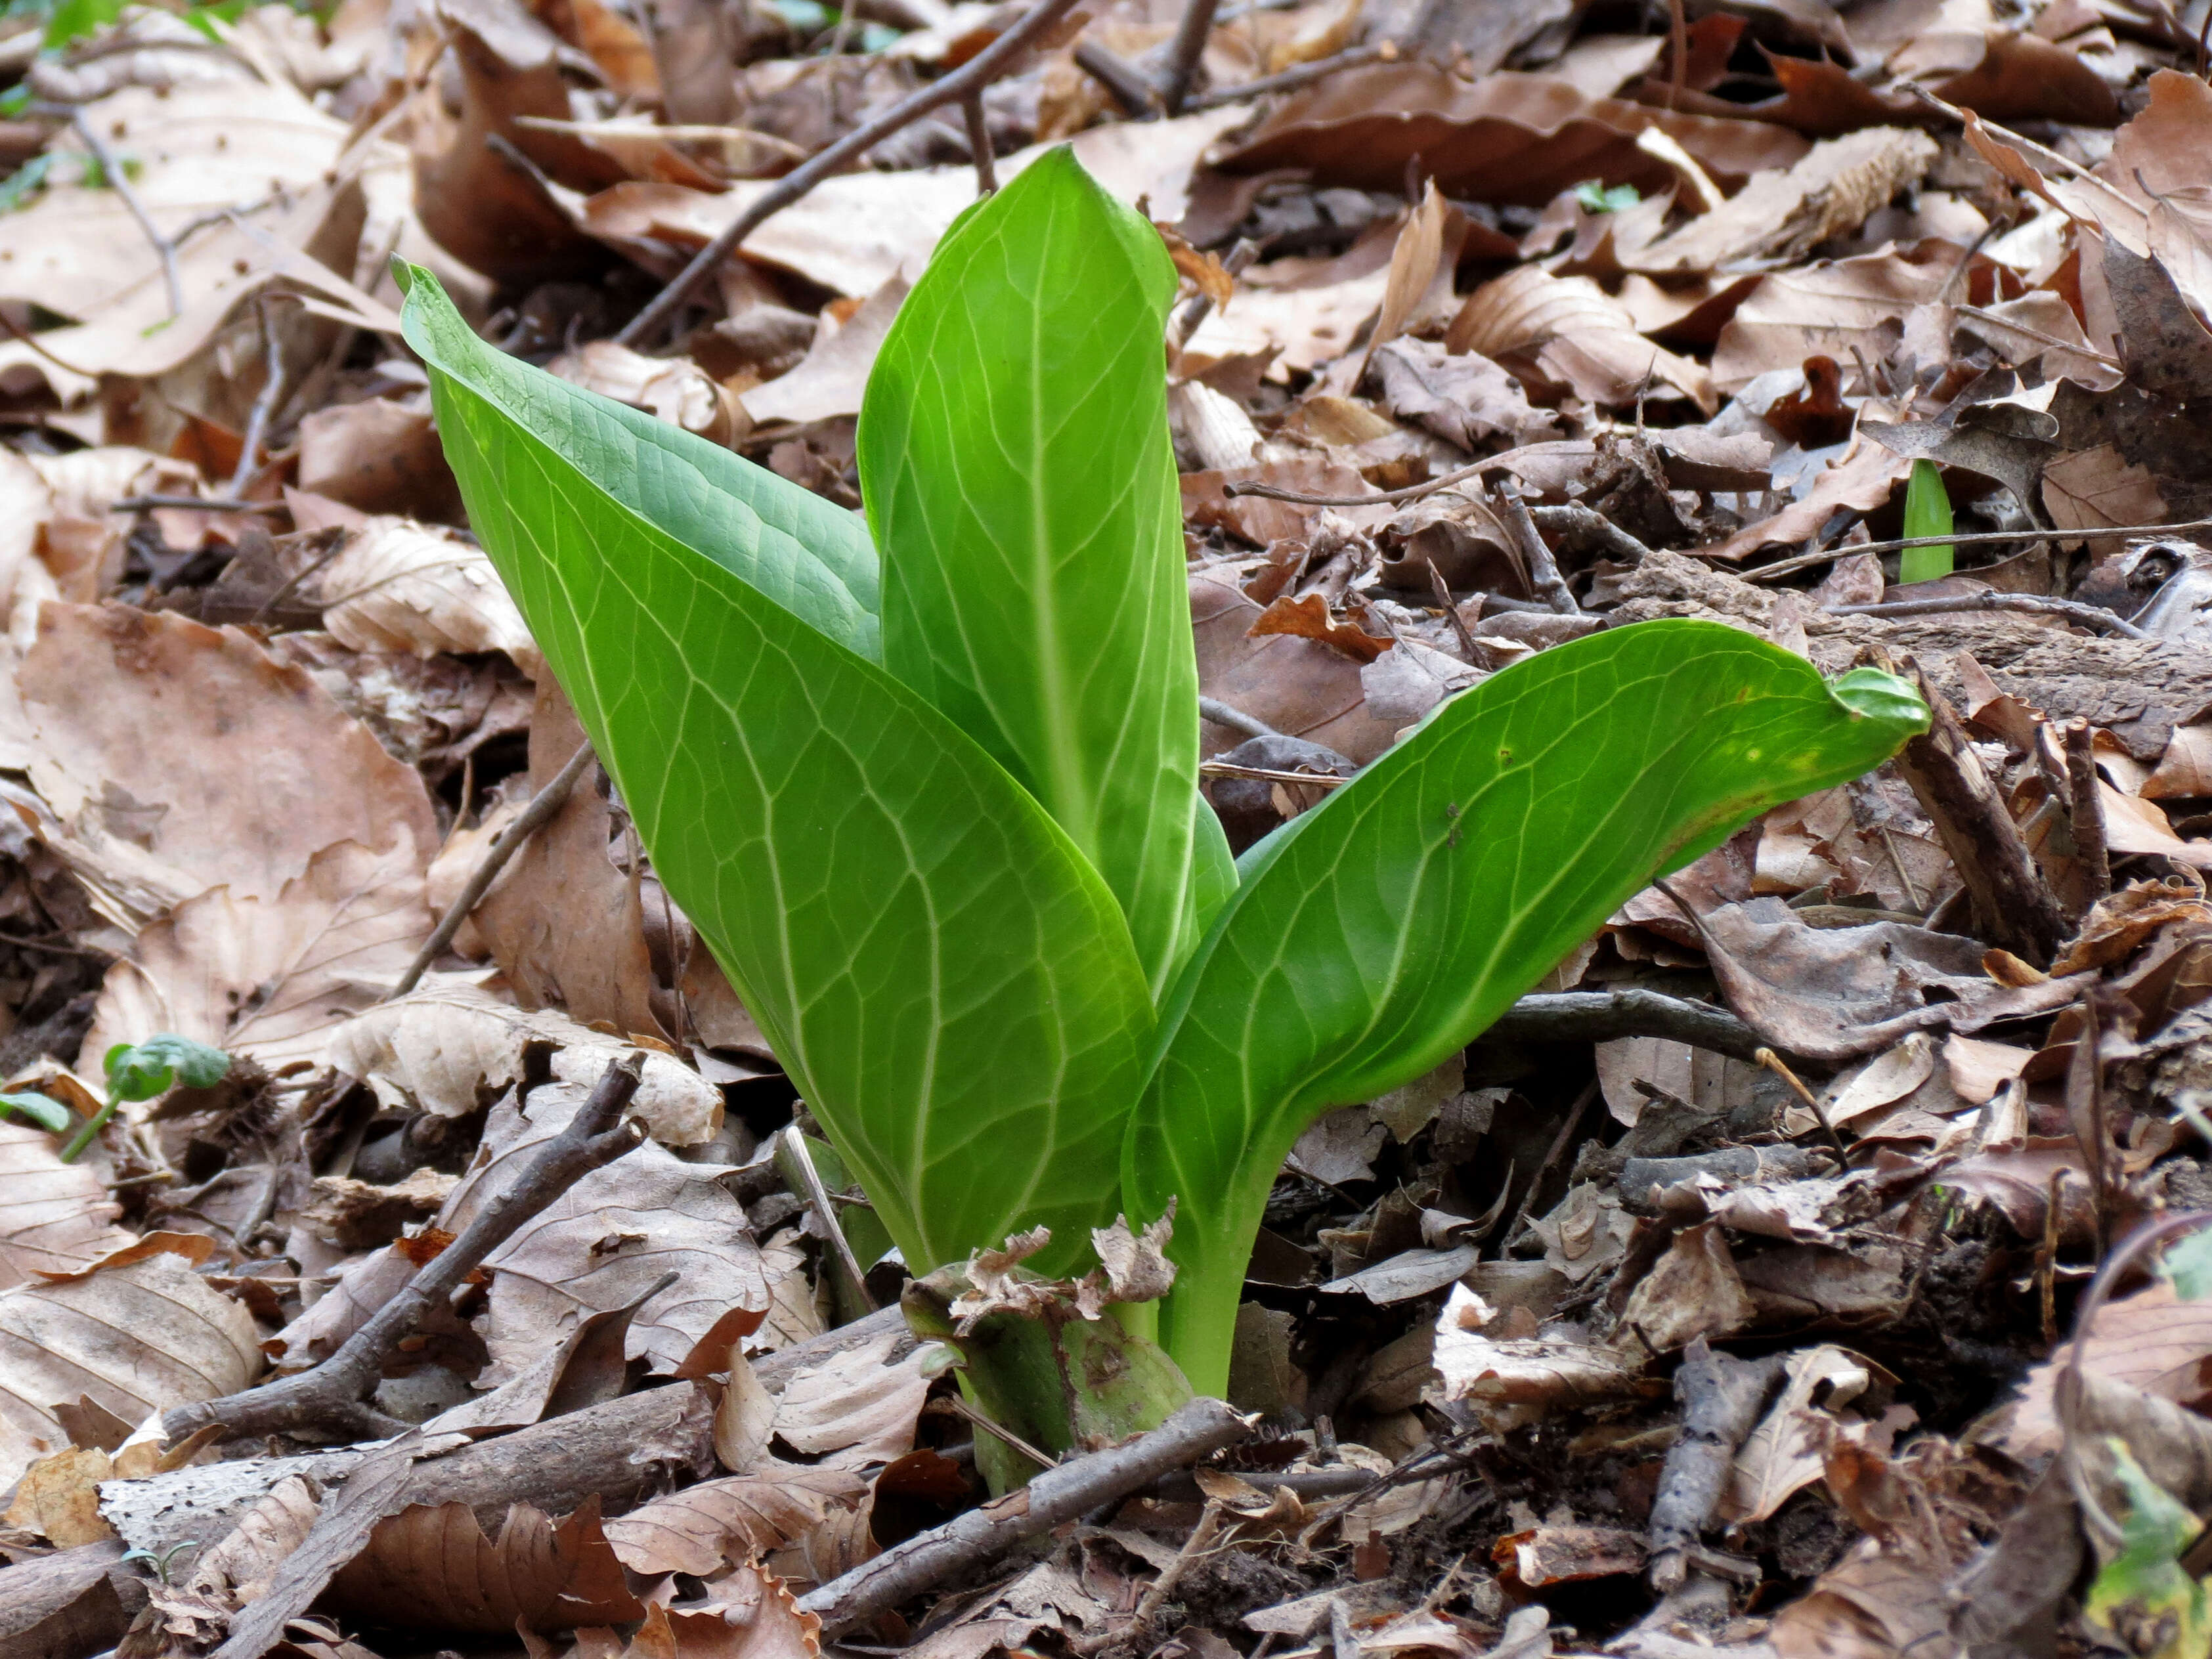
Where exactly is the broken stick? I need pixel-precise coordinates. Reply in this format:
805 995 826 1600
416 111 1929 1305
163 1055 648 1444
794 1396 1253 1634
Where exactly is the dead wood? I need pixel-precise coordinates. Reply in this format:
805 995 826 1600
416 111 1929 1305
162 1056 648 1444
2066 718 2112 905
1643 1339 1783 1610
1869 648 2070 964
0 1540 146 1659
1831 591 2148 638
793 1396 1253 1635
1482 988 1774 1062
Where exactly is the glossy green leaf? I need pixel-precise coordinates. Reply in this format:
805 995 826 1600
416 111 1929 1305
399 264 1154 1277
859 150 1210 998
393 261 878 659
1127 620 1930 1392
1899 458 1955 585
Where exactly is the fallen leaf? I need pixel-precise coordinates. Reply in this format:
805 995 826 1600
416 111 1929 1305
0 1120 133 1289
1721 1346 1891 1524
326 1497 646 1632
770 1327 933 1468
603 1465 867 1577
1248 591 1393 663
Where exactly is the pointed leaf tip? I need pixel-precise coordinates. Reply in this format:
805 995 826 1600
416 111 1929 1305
1827 666 1929 735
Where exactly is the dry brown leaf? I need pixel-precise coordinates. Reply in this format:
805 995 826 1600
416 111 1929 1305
771 1327 932 1468
14 602 439 930
1985 1282 2212 1457
1192 570 1399 764
327 1497 646 1633
741 274 907 427
0 1246 259 1489
311 518 540 667
603 1465 867 1577
3 1445 118 1545
296 402 466 523
1628 128 1939 274
1720 1347 1891 1524
1446 265 1712 410
1430 1285 1656 1417
1248 592 1393 664
1613 1222 1754 1353
551 339 749 443
1186 226 1396 377
618 1571 822 1659
473 682 668 1041
1217 62 1810 204
1697 442 1915 562
1710 243 1957 393
0 1120 133 1289
81 834 433 1073
2043 442 2169 551
147 1473 320 1648
322 979 722 1144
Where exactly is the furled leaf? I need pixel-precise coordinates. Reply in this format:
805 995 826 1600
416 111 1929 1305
1127 620 1929 1392
860 150 1213 998
103 1034 230 1103
1899 458 1955 584
398 265 1153 1277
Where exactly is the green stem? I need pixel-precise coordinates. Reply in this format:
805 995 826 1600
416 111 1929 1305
59 1096 116 1164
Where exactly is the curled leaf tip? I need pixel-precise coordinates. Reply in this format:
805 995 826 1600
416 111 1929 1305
1827 665 1930 735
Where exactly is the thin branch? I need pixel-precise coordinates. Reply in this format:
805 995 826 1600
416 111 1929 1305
779 1125 877 1312
1764 516 2212 568
229 296 286 497
1496 487 1578 614
1480 988 1777 1064
1827 591 2149 639
1225 444 1553 507
615 0 1089 348
794 1398 1253 1635
1200 759 1351 787
1198 695 1280 740
112 493 285 514
1158 0 1223 114
2065 718 2112 907
961 93 996 195
163 1056 648 1443
389 742 597 998
68 106 183 319
1168 236 1259 352
1185 41 1389 110
1530 503 1655 565
1075 40 1161 115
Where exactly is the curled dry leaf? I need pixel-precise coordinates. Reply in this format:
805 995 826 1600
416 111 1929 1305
0 1243 260 1489
1720 1346 1894 1525
1248 591 1393 664
322 979 722 1145
147 1473 320 1649
14 602 439 929
326 1496 646 1633
310 519 540 670
1429 1284 1658 1420
0 1120 133 1288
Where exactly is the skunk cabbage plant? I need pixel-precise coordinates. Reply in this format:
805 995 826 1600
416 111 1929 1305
397 148 1927 1459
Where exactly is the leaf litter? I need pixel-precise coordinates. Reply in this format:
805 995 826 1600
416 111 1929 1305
10 0 2212 1656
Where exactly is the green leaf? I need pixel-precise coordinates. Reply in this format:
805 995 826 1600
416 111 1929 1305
104 1034 230 1103
1574 180 1640 213
2165 1226 2212 1300
43 0 121 51
389 260 880 660
400 265 1155 1278
1127 620 1930 1392
1899 458 1955 584
2087 1439 2212 1659
859 150 1211 999
0 1090 70 1132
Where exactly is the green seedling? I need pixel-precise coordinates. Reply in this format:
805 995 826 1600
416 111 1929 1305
395 148 1928 1469
1573 180 1640 213
1900 457 1956 584
55 1033 230 1162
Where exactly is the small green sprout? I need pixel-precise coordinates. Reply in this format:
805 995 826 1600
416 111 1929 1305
1574 180 1641 213
56 1033 230 1163
1899 458 1956 584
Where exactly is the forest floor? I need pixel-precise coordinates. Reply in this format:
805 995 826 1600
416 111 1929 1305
1 0 2211 1656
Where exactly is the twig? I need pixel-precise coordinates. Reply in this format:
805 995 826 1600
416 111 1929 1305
1428 559 1482 659
943 1391 1060 1472
1865 645 2070 964
1114 1498 1223 1651
68 106 183 319
1200 759 1352 787
779 1125 878 1312
2064 990 2114 1262
1755 515 2212 571
163 1056 649 1443
248 527 349 628
1184 42 1389 110
1754 1046 1848 1159
961 93 996 194
1198 695 1280 740
112 493 285 515
1956 304 2125 370
615 0 1089 347
1158 0 1223 114
1481 988 1777 1064
2064 719 2112 907
389 742 597 998
1075 40 1161 115
1828 592 2148 639
1502 1076 1599 1248
229 297 287 497
1530 503 1655 566
794 1397 1252 1635
1496 487 1578 614
1645 1338 1783 1595
1223 442 1555 507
